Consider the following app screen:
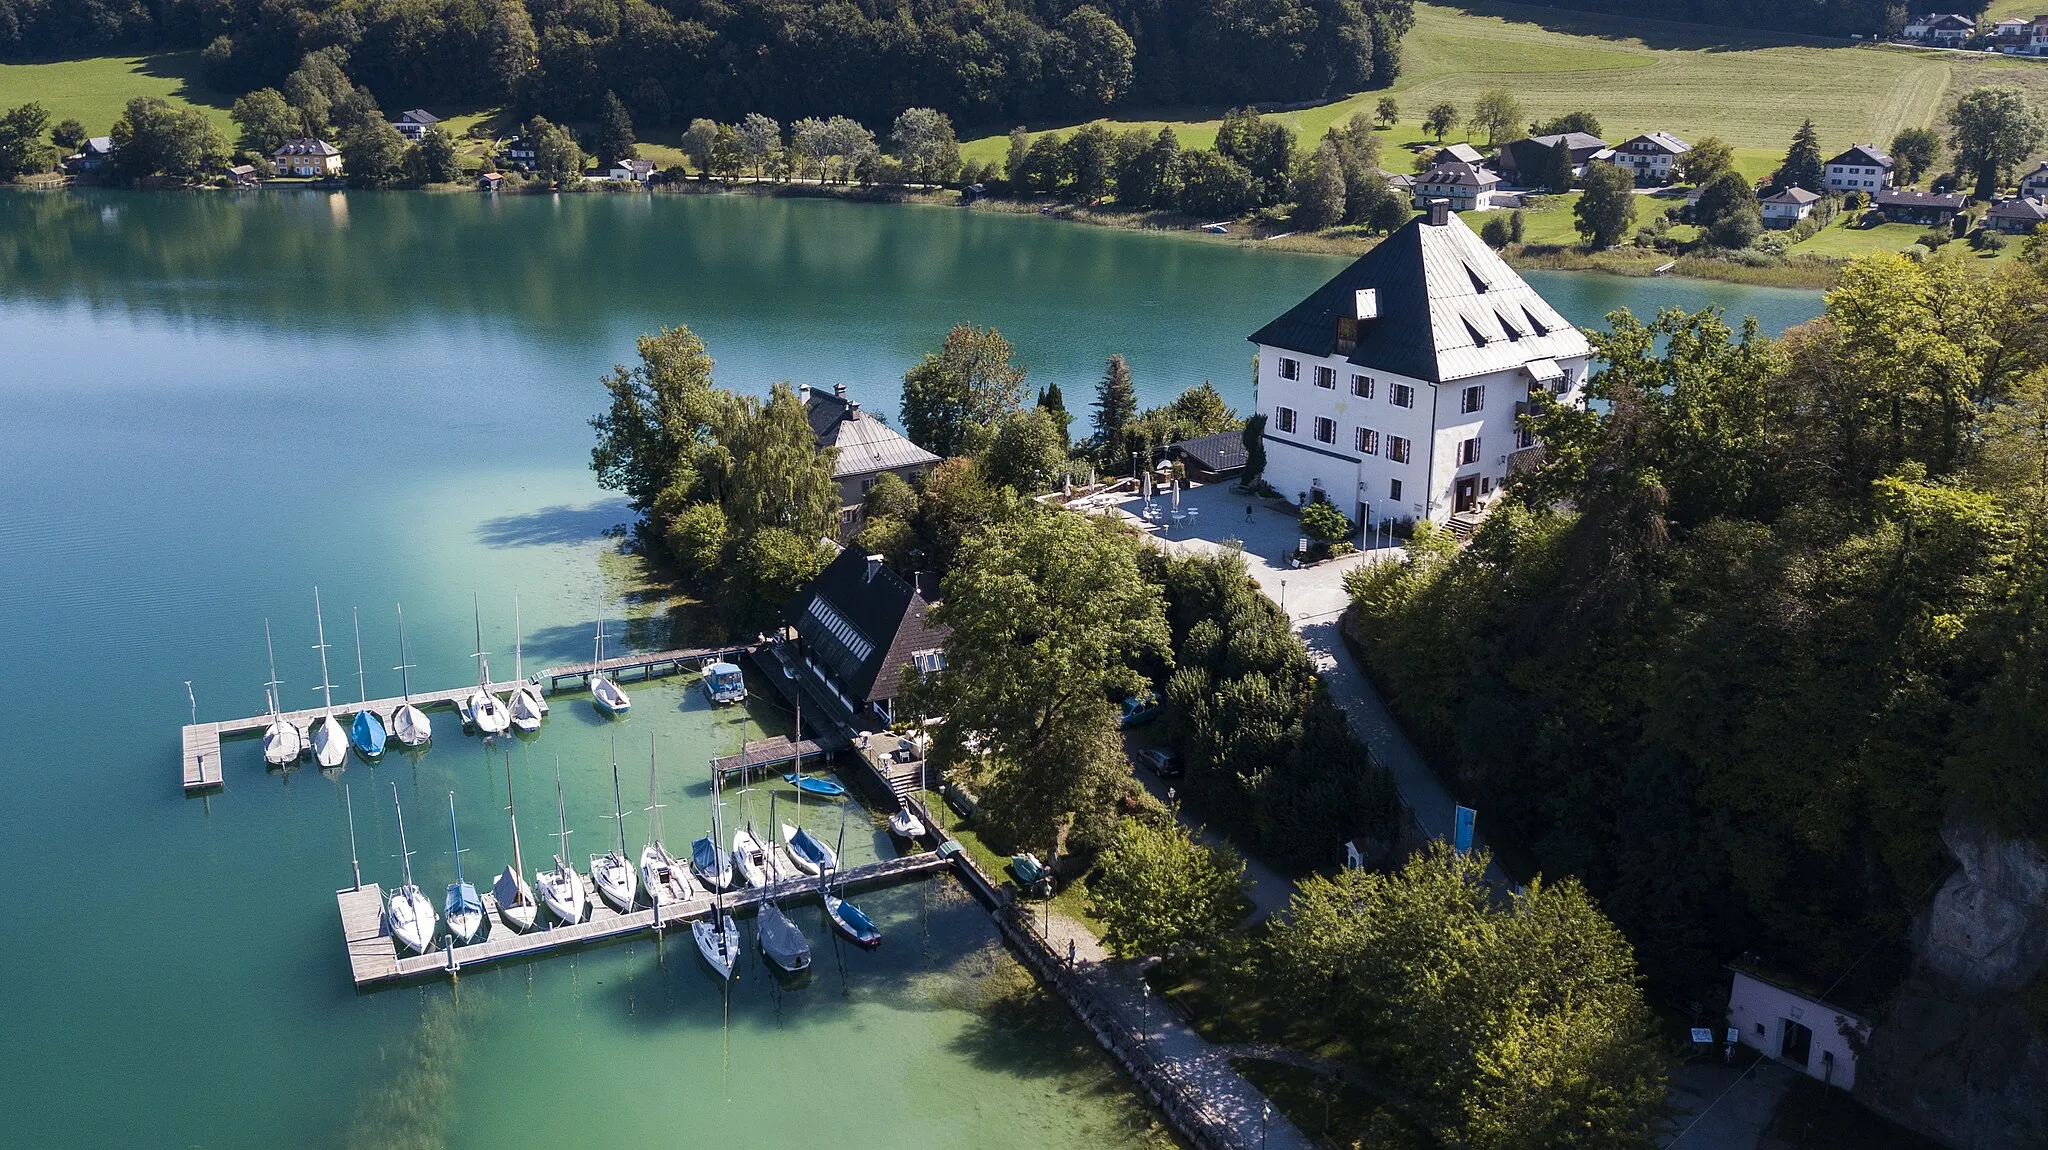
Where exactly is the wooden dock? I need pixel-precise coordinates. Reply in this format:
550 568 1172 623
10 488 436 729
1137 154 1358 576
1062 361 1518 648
538 643 749 691
712 735 850 780
338 849 950 987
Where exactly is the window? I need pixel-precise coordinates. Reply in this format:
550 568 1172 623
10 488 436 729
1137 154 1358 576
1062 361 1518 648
1389 478 1403 501
911 650 946 677
1350 374 1374 398
1390 383 1415 408
1387 435 1411 463
1275 406 1297 433
1314 365 1336 389
1355 427 1379 454
1515 423 1534 450
1277 357 1300 381
805 596 874 664
1460 384 1486 414
1457 436 1482 466
1314 416 1336 444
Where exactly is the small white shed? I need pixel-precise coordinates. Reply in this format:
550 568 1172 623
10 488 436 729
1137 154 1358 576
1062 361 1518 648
1726 968 1870 1089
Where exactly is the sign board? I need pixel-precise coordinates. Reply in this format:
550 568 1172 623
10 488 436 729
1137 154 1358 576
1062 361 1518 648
1453 806 1477 853
1690 1028 1714 1045
1727 1028 1741 1045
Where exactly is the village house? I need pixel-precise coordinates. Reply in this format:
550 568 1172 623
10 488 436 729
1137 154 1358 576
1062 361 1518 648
1411 161 1503 212
1902 12 1977 43
2018 160 2048 200
1432 143 1485 166
1494 132 1611 186
502 135 537 172
393 109 441 143
1727 969 1870 1090
803 384 942 538
273 138 342 178
1995 16 2032 43
1247 202 1592 529
226 163 260 188
1872 186 1965 226
1613 132 1690 186
607 159 656 183
1987 196 2048 233
72 136 116 173
783 546 948 729
477 171 505 192
1824 145 1893 193
1760 186 1821 227
2030 14 2048 54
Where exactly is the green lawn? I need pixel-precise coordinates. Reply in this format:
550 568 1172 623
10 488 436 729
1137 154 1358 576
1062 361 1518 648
1788 216 1933 257
0 51 233 137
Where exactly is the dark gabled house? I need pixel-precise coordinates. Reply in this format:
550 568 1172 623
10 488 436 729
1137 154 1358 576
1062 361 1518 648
785 547 949 728
394 109 441 142
1872 187 1965 226
1986 196 2048 234
803 383 941 538
1167 430 1248 480
1494 132 1610 186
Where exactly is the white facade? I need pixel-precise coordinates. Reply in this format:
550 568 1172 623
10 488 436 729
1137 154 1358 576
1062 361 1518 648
1726 970 1870 1090
1824 147 1893 194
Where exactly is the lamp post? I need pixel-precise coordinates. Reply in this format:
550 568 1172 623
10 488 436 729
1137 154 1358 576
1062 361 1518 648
1280 579 1287 616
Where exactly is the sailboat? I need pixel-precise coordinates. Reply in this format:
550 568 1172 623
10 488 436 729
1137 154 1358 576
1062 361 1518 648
386 784 438 955
590 618 630 715
780 776 838 877
492 751 538 932
692 760 735 892
589 742 639 912
823 818 882 948
507 594 547 733
348 607 388 759
640 739 692 918
535 758 588 926
389 604 432 747
309 588 349 770
756 896 812 973
444 791 485 945
693 902 741 980
260 620 305 766
465 597 510 736
731 789 774 889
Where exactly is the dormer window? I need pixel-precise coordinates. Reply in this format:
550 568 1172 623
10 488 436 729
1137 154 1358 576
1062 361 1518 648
1336 315 1358 353
1463 317 1490 346
1466 265 1490 293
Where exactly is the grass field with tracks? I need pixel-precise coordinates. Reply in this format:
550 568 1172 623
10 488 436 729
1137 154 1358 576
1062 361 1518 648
0 52 234 136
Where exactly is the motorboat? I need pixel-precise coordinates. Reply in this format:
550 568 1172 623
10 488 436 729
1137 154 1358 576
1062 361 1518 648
444 791 484 945
309 588 349 770
693 912 741 980
508 594 547 733
887 806 926 841
348 608 387 759
492 751 538 932
702 659 746 705
589 746 639 912
535 759 587 926
732 824 773 889
386 785 438 955
640 740 692 914
590 619 630 716
784 773 845 798
260 621 305 766
389 604 432 747
756 901 812 973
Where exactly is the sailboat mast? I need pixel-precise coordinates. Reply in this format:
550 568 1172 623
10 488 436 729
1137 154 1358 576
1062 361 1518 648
313 586 336 714
394 603 414 701
472 595 488 687
647 737 660 848
505 751 526 878
392 782 416 891
514 593 524 682
353 607 369 705
448 790 466 887
345 783 362 890
552 756 571 860
264 618 283 717
610 739 628 857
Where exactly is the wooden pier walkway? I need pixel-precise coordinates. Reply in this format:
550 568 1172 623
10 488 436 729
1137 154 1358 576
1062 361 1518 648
537 643 749 691
711 735 850 779
338 849 948 987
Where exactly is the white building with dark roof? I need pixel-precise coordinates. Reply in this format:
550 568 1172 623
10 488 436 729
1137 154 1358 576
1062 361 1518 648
1411 161 1503 212
1614 132 1690 185
394 109 441 142
802 384 942 537
1247 202 1591 528
1761 186 1821 226
1824 145 1893 194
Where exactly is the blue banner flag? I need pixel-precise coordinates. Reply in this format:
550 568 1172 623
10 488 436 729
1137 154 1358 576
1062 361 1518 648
1453 805 1477 853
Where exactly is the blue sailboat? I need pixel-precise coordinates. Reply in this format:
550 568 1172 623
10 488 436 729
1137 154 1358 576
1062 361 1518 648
823 820 881 948
444 791 484 945
348 607 387 759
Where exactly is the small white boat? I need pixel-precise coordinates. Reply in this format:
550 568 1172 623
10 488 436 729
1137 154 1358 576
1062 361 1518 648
508 594 547 733
590 618 630 716
466 597 510 736
732 825 773 889
310 588 349 770
536 760 587 926
493 752 537 932
693 912 741 980
386 785 438 955
389 604 432 747
260 621 305 766
640 740 692 914
887 807 926 840
444 791 485 946
590 747 639 912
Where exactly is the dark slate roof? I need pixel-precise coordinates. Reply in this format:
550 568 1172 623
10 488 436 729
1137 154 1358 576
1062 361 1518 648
1826 144 1892 168
1762 187 1821 205
1873 187 1964 210
1988 197 2048 221
1417 161 1500 189
1622 131 1689 154
1169 431 1247 473
1248 211 1588 384
400 109 440 125
788 547 948 704
803 385 942 481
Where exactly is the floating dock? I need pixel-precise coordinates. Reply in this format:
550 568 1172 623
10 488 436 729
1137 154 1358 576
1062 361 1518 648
181 643 756 793
338 849 949 986
712 735 850 780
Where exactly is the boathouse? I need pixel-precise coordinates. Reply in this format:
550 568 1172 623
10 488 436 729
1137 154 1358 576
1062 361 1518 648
783 547 947 728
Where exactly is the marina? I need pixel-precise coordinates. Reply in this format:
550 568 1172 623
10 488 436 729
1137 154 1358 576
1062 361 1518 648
339 849 950 986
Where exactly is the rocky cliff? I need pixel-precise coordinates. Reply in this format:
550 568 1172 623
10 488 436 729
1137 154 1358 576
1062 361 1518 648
1858 821 2048 1149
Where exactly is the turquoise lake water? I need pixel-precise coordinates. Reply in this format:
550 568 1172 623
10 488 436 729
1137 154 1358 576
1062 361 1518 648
0 189 1821 1147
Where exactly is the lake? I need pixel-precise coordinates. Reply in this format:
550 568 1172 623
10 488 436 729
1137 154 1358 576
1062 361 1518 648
0 189 1820 1147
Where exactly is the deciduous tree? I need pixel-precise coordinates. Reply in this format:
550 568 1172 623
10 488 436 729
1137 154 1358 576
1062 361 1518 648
1676 135 1734 185
1470 88 1524 147
901 323 1029 457
1424 101 1460 143
1948 86 2045 201
110 96 227 182
1889 126 1940 185
230 88 295 156
1091 817 1248 958
1572 160 1636 248
1374 96 1400 128
0 101 55 181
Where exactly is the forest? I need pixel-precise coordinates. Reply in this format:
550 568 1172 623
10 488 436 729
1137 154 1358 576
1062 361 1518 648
1345 248 2048 1005
0 0 1413 128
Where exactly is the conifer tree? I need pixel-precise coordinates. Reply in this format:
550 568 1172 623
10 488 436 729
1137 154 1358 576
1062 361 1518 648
1774 118 1824 192
1094 354 1138 469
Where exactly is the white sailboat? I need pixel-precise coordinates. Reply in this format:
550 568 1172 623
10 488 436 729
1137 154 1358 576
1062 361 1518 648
640 739 693 918
444 791 484 945
389 604 432 747
309 588 349 770
692 755 741 979
590 743 639 912
507 594 547 733
386 784 438 955
493 751 538 932
590 618 630 715
535 758 587 926
732 789 774 890
466 597 510 736
260 619 305 766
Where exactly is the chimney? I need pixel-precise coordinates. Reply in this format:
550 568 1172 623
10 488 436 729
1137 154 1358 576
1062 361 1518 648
866 554 884 582
834 383 847 400
845 400 861 422
1427 200 1451 227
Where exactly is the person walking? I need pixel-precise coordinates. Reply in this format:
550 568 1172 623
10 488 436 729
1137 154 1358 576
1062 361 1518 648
1245 503 1254 523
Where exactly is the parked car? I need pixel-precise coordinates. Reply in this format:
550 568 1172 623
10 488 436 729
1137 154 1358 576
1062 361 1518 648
1133 747 1182 778
1120 692 1161 727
